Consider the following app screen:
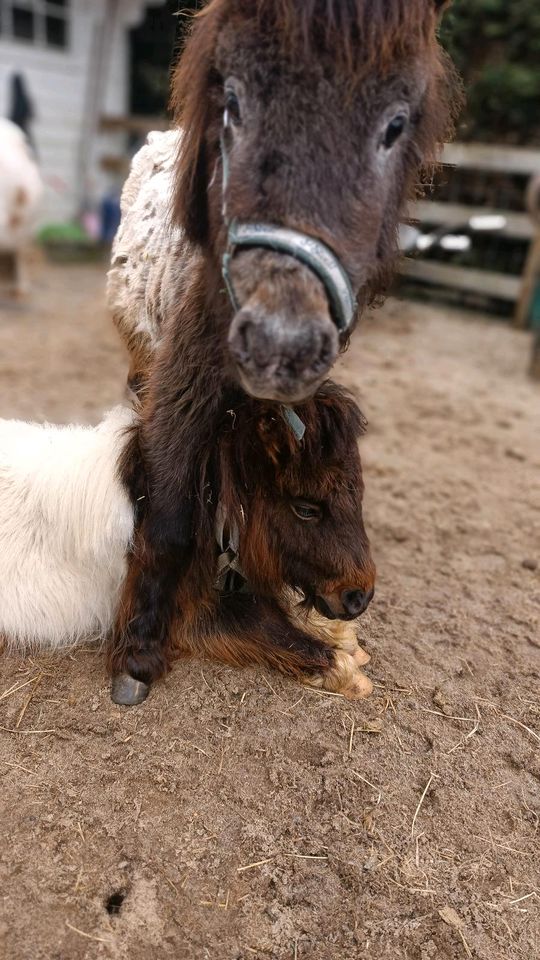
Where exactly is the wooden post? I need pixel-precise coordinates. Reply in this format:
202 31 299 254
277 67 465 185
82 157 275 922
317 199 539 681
530 332 540 380
518 176 540 378
516 175 540 332
0 252 17 296
515 233 540 329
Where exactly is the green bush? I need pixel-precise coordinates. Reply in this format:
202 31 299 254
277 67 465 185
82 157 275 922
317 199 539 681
440 0 540 143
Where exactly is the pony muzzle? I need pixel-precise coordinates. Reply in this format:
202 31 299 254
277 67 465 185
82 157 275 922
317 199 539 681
228 301 339 402
223 221 357 334
227 255 343 402
224 221 356 402
315 586 375 621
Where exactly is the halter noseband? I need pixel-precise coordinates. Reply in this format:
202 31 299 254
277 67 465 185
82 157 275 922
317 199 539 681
222 221 357 334
219 129 357 335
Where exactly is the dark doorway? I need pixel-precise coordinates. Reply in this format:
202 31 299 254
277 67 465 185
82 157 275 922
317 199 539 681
129 1 200 116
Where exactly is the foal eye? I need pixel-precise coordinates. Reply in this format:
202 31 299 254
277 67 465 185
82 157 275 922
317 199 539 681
381 113 408 150
224 89 242 127
291 500 322 521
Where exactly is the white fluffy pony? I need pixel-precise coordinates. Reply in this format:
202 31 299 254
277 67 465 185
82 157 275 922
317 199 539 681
0 118 43 293
0 406 135 651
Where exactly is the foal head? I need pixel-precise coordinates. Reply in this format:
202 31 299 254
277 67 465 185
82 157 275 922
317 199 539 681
172 0 458 402
218 384 375 621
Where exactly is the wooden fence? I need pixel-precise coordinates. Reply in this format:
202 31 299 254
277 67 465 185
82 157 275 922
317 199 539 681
401 143 540 327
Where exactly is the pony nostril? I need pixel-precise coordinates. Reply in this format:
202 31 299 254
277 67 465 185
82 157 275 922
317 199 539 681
229 312 254 363
312 329 337 374
230 313 271 371
341 587 374 617
279 323 338 379
238 321 251 358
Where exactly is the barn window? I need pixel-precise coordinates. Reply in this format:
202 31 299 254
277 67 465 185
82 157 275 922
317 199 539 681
12 7 36 42
0 0 70 50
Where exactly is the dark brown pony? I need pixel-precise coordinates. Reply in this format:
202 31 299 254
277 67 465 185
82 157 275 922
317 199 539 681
111 383 375 700
110 0 459 689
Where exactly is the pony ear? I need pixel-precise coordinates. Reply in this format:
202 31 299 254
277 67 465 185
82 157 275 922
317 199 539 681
170 8 223 245
314 384 368 444
256 411 297 470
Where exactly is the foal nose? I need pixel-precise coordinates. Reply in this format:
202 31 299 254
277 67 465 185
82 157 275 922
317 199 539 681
341 587 374 618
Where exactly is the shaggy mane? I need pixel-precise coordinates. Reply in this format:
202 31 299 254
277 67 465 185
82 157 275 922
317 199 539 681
182 0 444 77
252 0 440 72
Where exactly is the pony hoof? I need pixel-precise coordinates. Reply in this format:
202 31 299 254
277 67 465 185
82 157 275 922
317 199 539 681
111 672 150 706
342 672 374 701
354 646 371 667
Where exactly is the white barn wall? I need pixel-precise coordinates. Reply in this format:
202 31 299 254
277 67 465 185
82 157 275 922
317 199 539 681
0 0 164 224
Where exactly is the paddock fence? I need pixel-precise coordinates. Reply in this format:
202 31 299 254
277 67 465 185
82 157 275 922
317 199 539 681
400 142 540 328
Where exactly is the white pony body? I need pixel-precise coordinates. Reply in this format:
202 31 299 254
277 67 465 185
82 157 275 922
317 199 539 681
0 118 43 252
0 407 135 651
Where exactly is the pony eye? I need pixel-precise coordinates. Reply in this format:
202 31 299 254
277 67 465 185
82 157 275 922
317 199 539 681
291 500 322 521
382 113 408 150
224 89 242 126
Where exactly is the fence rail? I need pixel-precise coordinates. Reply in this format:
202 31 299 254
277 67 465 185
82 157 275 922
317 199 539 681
402 142 540 326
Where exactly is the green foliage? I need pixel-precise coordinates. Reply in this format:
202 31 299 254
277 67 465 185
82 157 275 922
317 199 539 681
439 0 540 143
37 222 92 246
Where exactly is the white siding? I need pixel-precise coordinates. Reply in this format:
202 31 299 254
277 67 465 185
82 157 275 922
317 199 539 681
0 0 161 223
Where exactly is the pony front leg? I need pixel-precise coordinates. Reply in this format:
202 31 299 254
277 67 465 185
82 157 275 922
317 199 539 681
109 356 224 704
285 605 372 697
108 272 232 705
108 505 193 705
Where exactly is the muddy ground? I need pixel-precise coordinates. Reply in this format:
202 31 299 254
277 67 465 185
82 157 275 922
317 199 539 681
0 262 539 960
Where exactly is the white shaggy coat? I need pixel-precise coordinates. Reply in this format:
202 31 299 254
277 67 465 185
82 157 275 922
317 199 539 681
0 407 135 651
0 118 43 252
106 130 194 365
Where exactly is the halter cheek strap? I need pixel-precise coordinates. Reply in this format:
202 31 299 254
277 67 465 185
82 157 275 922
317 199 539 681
214 402 306 594
215 500 247 593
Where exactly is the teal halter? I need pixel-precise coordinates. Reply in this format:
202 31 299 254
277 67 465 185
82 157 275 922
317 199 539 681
219 130 357 335
222 221 357 334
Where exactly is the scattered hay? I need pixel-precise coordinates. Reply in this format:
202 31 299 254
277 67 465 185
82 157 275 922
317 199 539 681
411 772 439 839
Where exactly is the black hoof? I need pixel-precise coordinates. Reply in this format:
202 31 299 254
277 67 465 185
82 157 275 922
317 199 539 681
111 672 150 706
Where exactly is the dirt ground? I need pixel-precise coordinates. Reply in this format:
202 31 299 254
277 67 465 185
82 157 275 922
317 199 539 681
0 262 539 960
